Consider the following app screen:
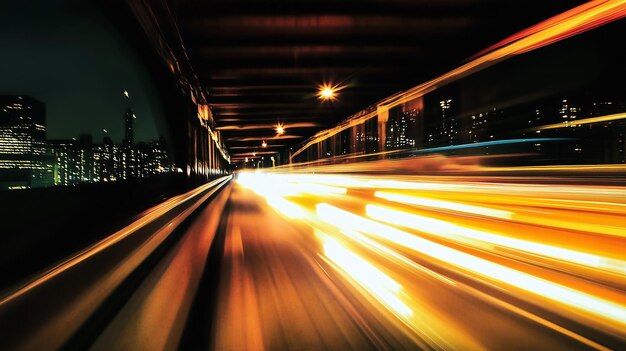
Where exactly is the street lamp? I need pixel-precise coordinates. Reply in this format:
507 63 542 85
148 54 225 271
318 84 339 100
275 123 285 135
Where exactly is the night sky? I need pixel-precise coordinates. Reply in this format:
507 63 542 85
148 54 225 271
0 0 163 144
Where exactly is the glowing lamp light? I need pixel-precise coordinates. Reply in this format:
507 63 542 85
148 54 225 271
318 85 336 100
317 82 346 101
262 140 268 148
123 90 129 98
320 87 334 98
275 123 285 135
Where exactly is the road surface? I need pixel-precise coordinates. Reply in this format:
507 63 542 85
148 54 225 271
220 173 626 350
2 173 626 350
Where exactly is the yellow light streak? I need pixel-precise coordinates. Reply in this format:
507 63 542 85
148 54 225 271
316 203 626 328
366 205 626 275
338 229 457 286
267 197 305 219
375 191 514 219
368 180 469 191
321 235 412 318
295 182 347 195
535 112 626 130
238 173 347 202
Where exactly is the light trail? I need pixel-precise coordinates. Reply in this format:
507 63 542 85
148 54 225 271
366 204 626 276
316 203 626 331
375 191 514 219
229 171 626 347
535 112 626 130
266 197 306 219
0 177 233 351
238 172 347 197
0 176 232 305
317 230 469 350
321 235 413 318
408 138 570 154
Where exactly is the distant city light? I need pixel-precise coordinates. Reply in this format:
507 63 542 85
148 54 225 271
123 90 129 98
262 140 268 148
252 152 256 157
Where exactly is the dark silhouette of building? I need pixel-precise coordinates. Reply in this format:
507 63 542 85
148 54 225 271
124 108 135 145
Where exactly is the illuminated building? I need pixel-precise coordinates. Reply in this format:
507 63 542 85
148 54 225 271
78 134 94 182
470 108 501 142
439 99 457 146
559 99 580 125
48 139 81 186
136 137 173 177
1 96 175 189
386 108 418 150
122 108 139 179
364 117 379 153
0 95 54 189
92 136 119 182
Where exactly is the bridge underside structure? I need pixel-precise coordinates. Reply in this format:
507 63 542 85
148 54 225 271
112 0 232 180
119 0 588 168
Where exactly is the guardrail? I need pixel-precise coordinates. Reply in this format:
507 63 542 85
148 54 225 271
0 175 232 351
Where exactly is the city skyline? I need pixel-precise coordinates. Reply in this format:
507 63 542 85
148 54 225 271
0 89 163 145
0 94 176 190
0 1 164 144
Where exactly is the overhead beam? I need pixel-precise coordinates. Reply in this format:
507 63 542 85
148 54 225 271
182 15 473 37
216 122 321 131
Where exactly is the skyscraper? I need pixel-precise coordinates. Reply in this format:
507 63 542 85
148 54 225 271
439 99 457 146
49 139 81 186
78 134 94 182
385 107 418 150
98 136 119 181
122 108 138 179
0 95 54 189
124 108 135 145
2 94 175 190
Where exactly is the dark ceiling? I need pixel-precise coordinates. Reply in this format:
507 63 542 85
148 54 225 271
171 0 586 161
